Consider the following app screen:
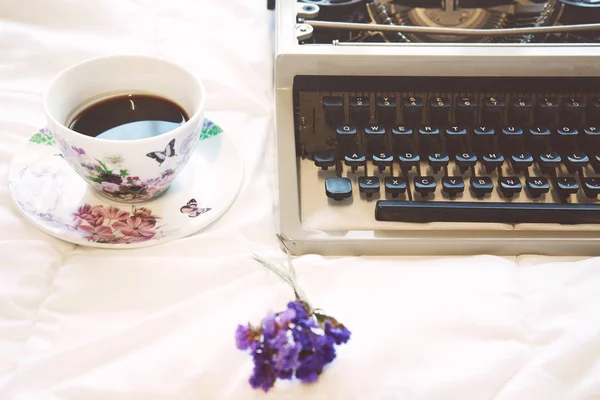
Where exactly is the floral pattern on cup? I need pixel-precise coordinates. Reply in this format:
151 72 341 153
46 119 222 203
73 203 161 244
177 132 199 168
55 136 177 202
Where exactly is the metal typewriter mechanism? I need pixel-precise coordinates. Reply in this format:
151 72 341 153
270 0 600 256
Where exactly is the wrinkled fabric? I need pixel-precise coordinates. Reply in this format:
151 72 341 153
0 1 600 399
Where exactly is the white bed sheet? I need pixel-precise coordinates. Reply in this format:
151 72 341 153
0 1 599 399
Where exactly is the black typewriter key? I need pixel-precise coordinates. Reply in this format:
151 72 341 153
527 126 551 154
323 96 344 127
402 96 424 125
538 151 562 173
365 125 386 136
398 152 420 173
384 177 407 198
555 126 578 152
418 125 440 154
350 96 370 125
582 177 600 199
336 124 357 154
428 152 450 173
483 96 505 125
587 98 600 125
445 126 467 154
470 176 494 198
563 98 586 125
364 125 387 153
455 97 478 126
499 176 523 198
336 124 357 140
474 126 496 152
314 150 336 170
429 96 451 125
442 176 465 198
325 178 352 201
555 177 579 198
535 97 560 127
414 176 436 197
592 154 600 174
482 152 504 173
455 152 477 173
376 96 396 125
526 177 551 198
372 152 394 172
510 97 532 126
501 126 524 153
510 152 534 172
565 151 589 173
359 176 380 198
344 152 366 173
583 126 600 152
392 126 414 152
375 202 600 224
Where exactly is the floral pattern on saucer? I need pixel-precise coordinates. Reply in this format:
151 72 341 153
15 193 166 246
73 204 161 244
29 128 56 146
9 117 243 249
200 119 223 140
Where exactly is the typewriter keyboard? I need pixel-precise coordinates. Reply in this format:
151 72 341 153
294 76 600 229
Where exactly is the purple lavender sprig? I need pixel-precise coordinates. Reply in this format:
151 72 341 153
235 236 351 392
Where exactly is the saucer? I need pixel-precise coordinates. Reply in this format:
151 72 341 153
8 117 244 249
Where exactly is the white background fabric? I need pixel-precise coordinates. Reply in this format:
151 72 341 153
0 1 599 399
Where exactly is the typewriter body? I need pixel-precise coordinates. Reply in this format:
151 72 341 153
272 0 600 256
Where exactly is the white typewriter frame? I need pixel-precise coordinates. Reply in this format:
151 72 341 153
273 0 600 256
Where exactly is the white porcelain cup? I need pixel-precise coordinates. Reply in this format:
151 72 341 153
43 54 206 203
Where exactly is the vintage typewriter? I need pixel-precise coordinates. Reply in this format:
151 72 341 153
270 0 600 256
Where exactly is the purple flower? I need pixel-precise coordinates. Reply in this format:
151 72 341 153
99 173 123 185
249 348 277 391
276 342 301 375
235 323 261 352
161 169 175 179
287 300 309 321
71 145 85 155
262 312 277 339
235 324 252 350
324 321 351 345
236 300 350 392
100 181 120 193
295 355 322 383
278 307 296 325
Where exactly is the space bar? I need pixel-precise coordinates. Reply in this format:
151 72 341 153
375 201 600 224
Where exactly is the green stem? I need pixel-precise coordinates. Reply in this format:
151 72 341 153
251 249 312 312
251 254 294 287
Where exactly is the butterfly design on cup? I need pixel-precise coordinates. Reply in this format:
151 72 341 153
146 139 176 166
180 198 211 218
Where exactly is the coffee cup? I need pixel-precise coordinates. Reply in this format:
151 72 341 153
43 54 206 203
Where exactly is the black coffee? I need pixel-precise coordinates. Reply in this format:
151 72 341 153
69 94 188 140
